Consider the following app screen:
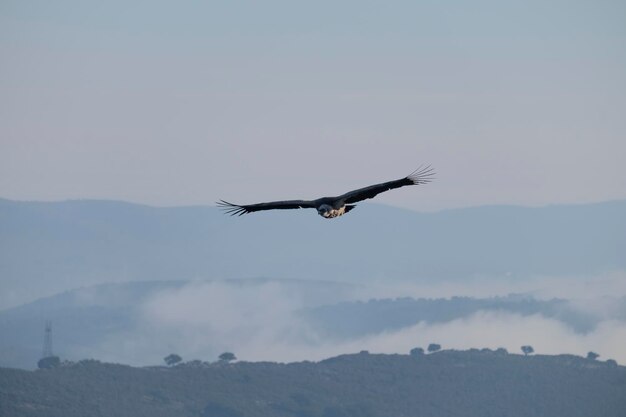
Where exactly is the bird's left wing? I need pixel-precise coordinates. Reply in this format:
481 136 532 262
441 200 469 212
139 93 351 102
339 165 434 204
217 199 316 216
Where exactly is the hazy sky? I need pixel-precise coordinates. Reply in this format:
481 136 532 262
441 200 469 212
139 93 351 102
1 1 625 211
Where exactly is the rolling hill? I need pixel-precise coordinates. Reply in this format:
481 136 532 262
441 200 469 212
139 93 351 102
2 280 624 370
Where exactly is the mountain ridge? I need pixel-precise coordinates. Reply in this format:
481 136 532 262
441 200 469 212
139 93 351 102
2 198 624 310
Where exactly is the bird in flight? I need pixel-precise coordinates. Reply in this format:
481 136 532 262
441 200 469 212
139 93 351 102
218 165 434 219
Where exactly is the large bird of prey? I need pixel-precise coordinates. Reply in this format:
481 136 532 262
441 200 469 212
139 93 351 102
218 165 434 219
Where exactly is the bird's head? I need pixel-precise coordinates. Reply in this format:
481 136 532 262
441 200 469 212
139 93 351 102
317 204 333 218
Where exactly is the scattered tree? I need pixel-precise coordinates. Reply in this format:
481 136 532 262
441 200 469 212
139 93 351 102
37 356 60 369
495 348 509 355
586 351 600 360
606 359 618 367
219 352 237 362
164 353 182 366
427 344 441 353
521 345 534 356
410 347 424 356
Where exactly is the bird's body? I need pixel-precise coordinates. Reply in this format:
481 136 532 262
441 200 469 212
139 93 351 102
316 203 355 218
218 166 434 219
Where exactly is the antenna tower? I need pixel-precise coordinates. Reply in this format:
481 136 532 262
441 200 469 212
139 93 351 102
42 320 53 358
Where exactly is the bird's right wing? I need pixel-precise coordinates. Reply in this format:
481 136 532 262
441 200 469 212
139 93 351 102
217 199 316 216
339 165 435 204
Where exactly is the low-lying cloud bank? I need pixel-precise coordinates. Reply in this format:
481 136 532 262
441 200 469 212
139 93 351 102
323 312 626 365
76 275 626 366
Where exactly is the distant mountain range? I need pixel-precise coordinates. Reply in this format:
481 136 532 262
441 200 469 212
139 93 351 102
1 198 625 310
1 351 624 417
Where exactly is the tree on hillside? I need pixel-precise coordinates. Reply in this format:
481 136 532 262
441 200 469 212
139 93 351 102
586 351 600 360
219 352 237 362
164 353 182 366
427 344 441 353
37 356 60 369
410 347 424 356
521 345 534 356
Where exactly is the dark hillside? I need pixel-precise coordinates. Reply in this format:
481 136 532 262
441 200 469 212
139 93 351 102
1 351 624 417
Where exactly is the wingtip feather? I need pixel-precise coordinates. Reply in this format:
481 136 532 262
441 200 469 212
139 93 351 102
407 165 435 185
217 200 250 216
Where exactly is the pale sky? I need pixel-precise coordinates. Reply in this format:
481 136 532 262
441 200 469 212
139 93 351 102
1 1 625 211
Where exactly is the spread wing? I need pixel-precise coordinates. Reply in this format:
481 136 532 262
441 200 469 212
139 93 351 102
217 199 317 216
339 165 435 204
